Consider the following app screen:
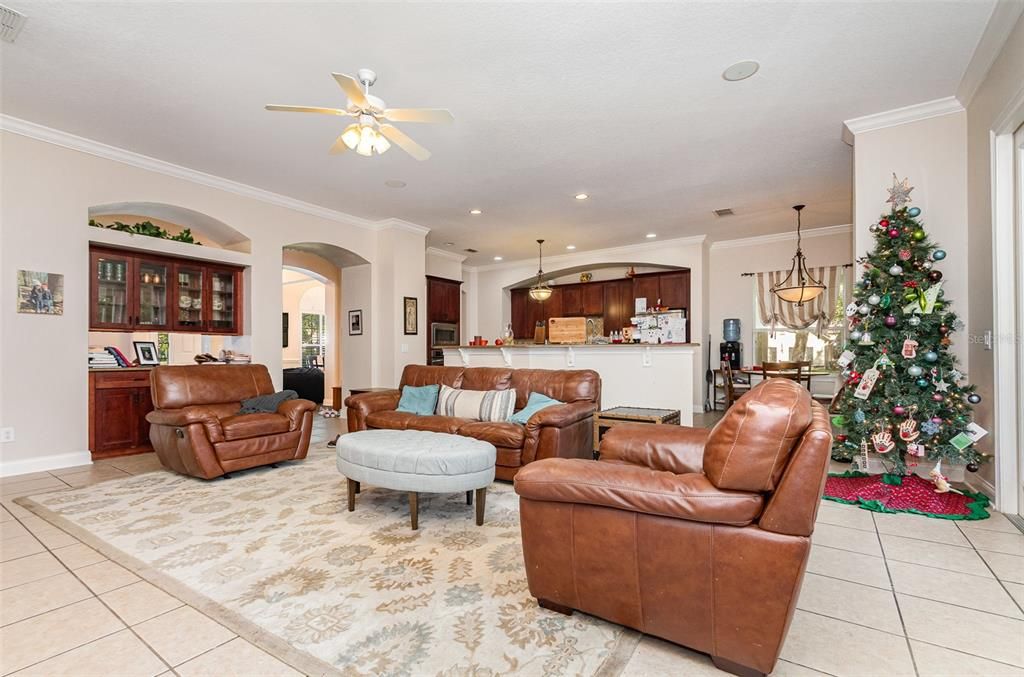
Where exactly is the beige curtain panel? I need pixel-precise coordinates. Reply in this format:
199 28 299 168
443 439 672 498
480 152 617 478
756 266 845 334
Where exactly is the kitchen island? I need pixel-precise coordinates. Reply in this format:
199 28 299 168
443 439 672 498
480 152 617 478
443 343 700 425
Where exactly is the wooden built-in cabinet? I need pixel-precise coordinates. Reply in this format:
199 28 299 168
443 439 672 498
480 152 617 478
426 276 463 361
89 369 154 458
509 269 691 342
90 245 243 335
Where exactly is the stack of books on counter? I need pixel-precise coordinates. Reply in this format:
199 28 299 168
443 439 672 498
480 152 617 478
88 346 132 368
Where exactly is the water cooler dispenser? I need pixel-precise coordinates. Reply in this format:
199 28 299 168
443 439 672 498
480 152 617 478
720 318 742 369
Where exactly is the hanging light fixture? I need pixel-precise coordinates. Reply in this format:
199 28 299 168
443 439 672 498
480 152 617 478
770 205 826 306
340 114 391 157
528 239 552 302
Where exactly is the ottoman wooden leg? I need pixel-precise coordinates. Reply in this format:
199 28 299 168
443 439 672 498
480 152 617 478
466 490 472 505
354 481 361 494
347 479 356 512
475 487 486 526
409 492 419 530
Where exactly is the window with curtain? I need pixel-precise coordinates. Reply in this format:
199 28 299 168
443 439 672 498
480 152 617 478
751 266 848 368
301 312 326 368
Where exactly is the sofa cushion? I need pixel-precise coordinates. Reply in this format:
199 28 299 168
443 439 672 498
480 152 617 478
366 410 418 430
400 365 464 389
509 392 563 424
460 367 513 391
151 364 275 409
436 385 516 422
396 384 440 416
458 421 525 449
220 413 291 441
405 415 471 434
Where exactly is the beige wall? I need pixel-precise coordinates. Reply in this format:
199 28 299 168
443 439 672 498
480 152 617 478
965 14 1024 497
0 130 419 474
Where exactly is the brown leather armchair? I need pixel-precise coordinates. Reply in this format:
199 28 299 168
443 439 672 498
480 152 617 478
147 364 317 479
514 378 831 677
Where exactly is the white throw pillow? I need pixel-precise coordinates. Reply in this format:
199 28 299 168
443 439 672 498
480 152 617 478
435 385 516 422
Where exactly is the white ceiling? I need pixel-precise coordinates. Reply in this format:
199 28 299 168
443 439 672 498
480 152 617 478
0 2 995 265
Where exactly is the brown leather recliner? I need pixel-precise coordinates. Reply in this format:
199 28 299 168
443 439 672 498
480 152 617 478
514 378 831 677
345 364 601 480
147 364 317 479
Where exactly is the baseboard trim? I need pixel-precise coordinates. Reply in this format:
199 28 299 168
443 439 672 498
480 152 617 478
963 473 997 503
0 451 92 478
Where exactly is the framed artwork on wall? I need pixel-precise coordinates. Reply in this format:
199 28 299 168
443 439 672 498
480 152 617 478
404 297 418 335
349 309 363 336
16 270 64 315
133 340 160 366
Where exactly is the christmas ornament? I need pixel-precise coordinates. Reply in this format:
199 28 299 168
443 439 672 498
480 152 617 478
898 249 912 261
869 223 880 234
929 461 959 494
892 405 906 415
889 264 904 275
930 416 943 424
879 219 890 228
888 228 901 238
916 378 929 387
831 415 847 427
924 351 938 362
940 336 952 347
967 393 982 404
921 420 941 436
928 270 943 282
858 304 871 315
836 434 848 443
849 330 863 342
837 349 856 368
884 315 897 327
950 369 964 381
907 442 926 457
934 378 950 392
938 324 950 335
912 229 926 241
868 294 881 305
949 432 974 452
908 206 921 217
854 367 880 399
845 302 860 317
877 354 893 368
886 174 915 210
898 419 920 442
932 249 947 261
853 409 866 423
901 338 918 359
966 462 980 472
964 422 989 443
908 316 922 327
932 393 945 402
879 293 892 309
908 365 924 377
922 260 933 270
858 331 874 346
871 430 895 454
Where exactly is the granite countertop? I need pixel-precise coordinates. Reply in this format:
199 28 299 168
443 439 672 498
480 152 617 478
449 342 700 349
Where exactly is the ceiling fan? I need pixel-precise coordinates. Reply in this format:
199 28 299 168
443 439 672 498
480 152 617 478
265 68 453 160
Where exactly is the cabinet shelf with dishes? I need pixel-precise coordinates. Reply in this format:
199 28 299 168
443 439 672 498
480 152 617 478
90 245 243 335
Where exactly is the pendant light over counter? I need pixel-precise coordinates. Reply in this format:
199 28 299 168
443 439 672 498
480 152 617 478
528 239 552 302
770 205 826 306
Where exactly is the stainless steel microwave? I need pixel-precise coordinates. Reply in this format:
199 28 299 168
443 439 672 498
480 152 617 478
431 322 459 347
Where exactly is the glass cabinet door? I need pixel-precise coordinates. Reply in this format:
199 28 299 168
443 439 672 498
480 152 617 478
208 269 238 333
173 264 205 331
134 258 169 329
91 250 132 329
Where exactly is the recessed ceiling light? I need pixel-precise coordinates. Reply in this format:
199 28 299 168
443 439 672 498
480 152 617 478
574 193 589 200
384 179 406 188
566 245 576 250
646 233 657 239
493 256 503 261
722 60 760 82
469 209 482 215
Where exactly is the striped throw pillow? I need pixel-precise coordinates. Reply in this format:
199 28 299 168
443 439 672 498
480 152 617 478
435 385 516 422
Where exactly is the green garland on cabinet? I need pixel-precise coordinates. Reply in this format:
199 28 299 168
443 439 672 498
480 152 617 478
89 219 201 245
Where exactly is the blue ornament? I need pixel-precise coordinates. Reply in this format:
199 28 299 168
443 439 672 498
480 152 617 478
921 420 941 437
916 378 929 387
908 365 924 377
924 351 938 362
908 207 921 217
932 249 947 261
853 409 866 424
967 393 981 404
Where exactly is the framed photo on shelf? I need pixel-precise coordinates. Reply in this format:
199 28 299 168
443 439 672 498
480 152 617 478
348 309 363 336
133 340 160 366
404 297 418 335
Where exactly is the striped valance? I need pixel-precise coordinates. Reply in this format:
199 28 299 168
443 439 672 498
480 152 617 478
755 266 847 334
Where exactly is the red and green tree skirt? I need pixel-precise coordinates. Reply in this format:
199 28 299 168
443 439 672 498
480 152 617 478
830 175 986 484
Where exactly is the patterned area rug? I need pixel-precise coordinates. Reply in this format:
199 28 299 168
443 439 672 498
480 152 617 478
18 455 628 676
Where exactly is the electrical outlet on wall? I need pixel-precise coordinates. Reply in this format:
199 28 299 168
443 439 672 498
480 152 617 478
0 427 14 443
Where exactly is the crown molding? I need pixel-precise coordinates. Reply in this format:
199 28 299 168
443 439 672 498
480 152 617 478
710 224 852 251
0 114 434 235
841 97 964 144
426 246 467 263
957 0 1024 107
471 234 707 273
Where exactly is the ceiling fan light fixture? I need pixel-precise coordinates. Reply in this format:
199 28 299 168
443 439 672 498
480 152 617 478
374 133 391 155
770 205 826 307
341 123 361 150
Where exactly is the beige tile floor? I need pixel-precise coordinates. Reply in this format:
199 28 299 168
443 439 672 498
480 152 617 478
2 413 1023 676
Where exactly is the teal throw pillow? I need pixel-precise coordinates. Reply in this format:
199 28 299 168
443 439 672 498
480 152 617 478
509 392 563 425
396 384 440 416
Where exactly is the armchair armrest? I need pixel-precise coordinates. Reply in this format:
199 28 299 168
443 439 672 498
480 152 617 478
527 401 597 429
600 424 709 474
344 390 401 432
146 405 225 443
514 458 764 526
277 399 316 431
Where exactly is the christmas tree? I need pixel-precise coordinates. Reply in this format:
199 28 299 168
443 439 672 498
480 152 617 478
831 175 983 477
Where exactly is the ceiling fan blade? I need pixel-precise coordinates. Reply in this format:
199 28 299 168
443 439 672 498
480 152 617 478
265 104 351 116
328 133 349 155
332 73 369 108
382 108 454 124
379 124 431 161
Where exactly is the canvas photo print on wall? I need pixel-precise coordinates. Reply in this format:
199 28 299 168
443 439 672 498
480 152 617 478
17 270 64 315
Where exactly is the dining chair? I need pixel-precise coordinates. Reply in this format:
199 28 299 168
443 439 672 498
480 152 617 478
719 360 751 409
761 360 808 387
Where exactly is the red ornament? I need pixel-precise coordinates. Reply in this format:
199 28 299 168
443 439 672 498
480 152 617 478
903 281 918 288
888 228 901 238
898 249 912 261
879 219 890 228
836 434 848 443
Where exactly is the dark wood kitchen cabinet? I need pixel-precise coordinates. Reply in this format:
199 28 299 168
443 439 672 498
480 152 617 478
631 274 661 308
658 271 690 310
89 369 154 459
427 276 461 324
602 279 634 334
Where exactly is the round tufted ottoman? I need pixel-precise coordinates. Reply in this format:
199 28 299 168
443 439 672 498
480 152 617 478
335 429 497 530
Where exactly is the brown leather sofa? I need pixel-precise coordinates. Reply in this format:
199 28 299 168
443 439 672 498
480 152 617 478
147 364 317 479
345 364 600 480
514 378 831 677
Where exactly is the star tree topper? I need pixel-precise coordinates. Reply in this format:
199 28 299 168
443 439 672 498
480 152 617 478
886 173 914 210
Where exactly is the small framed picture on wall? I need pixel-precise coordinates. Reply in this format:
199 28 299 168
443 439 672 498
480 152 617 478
404 297 418 335
133 340 160 366
349 309 363 336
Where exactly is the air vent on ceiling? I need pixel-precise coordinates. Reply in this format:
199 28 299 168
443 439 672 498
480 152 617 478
463 248 479 254
713 208 735 217
0 5 26 43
